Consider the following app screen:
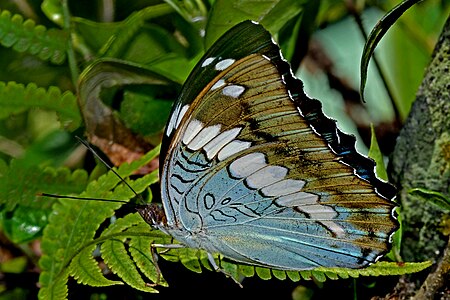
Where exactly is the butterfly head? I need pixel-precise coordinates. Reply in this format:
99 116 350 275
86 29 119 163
136 203 167 229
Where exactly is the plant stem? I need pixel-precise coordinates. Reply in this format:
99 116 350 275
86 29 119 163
61 0 79 88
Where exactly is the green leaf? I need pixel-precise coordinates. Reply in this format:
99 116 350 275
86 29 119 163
97 4 174 58
69 245 122 287
128 224 169 287
0 159 88 212
360 0 422 102
38 269 69 300
1 205 49 243
409 188 450 212
38 146 160 299
101 238 158 293
0 82 81 131
314 261 432 278
205 0 307 48
255 266 272 280
367 124 388 180
0 256 27 273
120 88 174 136
0 9 68 64
41 0 64 26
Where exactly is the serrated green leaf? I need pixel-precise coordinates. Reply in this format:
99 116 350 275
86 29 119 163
38 269 69 300
255 267 272 280
178 248 202 273
314 261 432 279
69 245 122 287
238 264 255 278
198 250 213 271
311 270 326 282
286 270 301 282
272 269 287 280
38 146 160 298
0 159 88 212
299 270 312 280
101 239 158 293
129 233 169 287
221 259 239 280
0 82 81 131
0 9 68 64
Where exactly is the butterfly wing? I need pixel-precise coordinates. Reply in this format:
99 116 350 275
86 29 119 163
160 21 398 270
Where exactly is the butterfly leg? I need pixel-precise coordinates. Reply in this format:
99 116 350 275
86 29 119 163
207 253 243 288
145 243 186 287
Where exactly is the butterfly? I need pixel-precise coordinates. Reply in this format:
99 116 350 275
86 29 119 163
137 20 398 273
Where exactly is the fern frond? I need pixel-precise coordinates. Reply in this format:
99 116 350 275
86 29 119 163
0 159 88 211
69 245 123 287
0 81 81 131
38 146 160 299
161 247 432 283
0 9 68 64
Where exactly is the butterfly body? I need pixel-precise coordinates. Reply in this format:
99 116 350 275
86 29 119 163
138 21 398 271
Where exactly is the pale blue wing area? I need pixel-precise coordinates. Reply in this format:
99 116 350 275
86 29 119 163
164 146 391 269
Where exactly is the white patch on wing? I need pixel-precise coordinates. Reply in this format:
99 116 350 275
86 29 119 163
182 119 204 145
187 124 221 150
246 165 288 189
201 57 215 67
166 104 181 136
211 79 226 91
276 194 345 237
261 179 305 197
203 127 242 160
217 140 252 161
299 204 345 237
276 193 318 206
229 153 266 178
175 104 189 129
215 58 235 70
227 150 345 236
222 85 245 98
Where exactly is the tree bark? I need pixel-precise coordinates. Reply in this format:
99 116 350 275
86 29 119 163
389 15 450 298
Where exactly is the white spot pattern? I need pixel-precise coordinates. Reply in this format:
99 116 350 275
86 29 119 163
246 166 288 189
186 124 221 150
228 152 344 236
214 58 235 70
229 153 266 178
203 127 242 160
182 119 204 145
211 79 226 91
217 140 252 161
166 104 189 136
182 119 251 161
222 85 245 98
201 57 215 67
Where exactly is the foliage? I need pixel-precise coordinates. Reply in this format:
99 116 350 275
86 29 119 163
0 0 448 299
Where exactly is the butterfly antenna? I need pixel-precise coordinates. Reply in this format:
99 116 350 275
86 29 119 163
38 193 128 204
75 137 143 202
